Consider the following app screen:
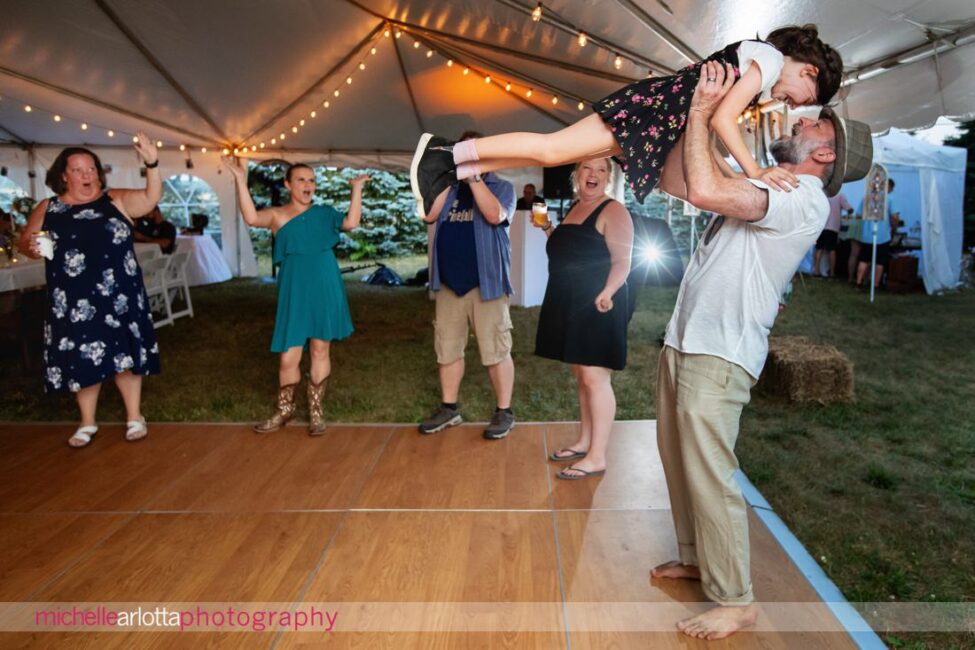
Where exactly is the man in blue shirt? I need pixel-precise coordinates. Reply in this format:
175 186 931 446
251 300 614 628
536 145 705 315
855 178 898 288
418 130 518 440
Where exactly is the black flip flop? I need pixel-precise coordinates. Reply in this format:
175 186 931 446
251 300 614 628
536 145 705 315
556 465 606 481
548 448 587 462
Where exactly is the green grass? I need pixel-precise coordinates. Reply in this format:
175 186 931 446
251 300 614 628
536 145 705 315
2 260 973 649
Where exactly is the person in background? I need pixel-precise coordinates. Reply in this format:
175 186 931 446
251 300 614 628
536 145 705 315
855 178 897 288
813 191 852 277
181 213 209 236
18 134 162 448
535 158 633 480
515 183 543 210
417 129 518 441
133 206 177 254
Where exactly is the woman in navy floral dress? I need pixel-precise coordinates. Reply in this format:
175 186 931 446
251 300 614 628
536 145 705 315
19 135 162 447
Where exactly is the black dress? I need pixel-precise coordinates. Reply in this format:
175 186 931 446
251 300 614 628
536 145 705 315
42 193 160 394
593 41 747 202
534 199 629 371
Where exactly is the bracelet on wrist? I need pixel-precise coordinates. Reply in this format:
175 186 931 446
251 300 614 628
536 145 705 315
144 159 159 169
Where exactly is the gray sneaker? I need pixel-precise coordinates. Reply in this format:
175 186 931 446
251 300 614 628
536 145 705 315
483 409 515 440
418 405 463 435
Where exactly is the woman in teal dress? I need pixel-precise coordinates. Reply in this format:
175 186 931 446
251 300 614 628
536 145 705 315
227 159 370 435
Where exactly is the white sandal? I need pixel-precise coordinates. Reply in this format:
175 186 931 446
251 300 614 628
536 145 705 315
68 425 98 448
125 417 148 442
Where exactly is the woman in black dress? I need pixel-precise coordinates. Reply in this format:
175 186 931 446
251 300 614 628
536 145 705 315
535 158 634 480
19 134 162 448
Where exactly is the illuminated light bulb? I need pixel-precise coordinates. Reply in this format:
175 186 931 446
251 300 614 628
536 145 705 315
737 116 743 124
179 144 186 151
223 148 230 155
292 126 298 133
413 41 420 49
394 30 401 38
370 47 377 55
614 54 623 70
201 147 207 153
251 145 256 151
280 132 285 139
81 123 89 131
106 129 112 136
259 142 265 149
156 140 163 148
384 29 390 38
463 67 470 75
526 88 533 97
324 101 331 108
334 89 340 97
359 62 366 70
578 101 585 110
551 95 558 105
577 32 587 47
24 105 31 112
426 50 433 58
484 75 491 84
53 114 61 122
446 59 453 67
505 82 512 91
280 133 286 140
346 76 352 85
232 148 238 155
310 110 317 118
299 119 306 126
531 2 542 22
133 136 139 143
270 139 276 145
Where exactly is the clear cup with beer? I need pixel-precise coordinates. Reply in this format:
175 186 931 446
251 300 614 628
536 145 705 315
531 200 550 228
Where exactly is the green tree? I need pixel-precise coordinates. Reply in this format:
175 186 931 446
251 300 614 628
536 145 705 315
943 119 975 248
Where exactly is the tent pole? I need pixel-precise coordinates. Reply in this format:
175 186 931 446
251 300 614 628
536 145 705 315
27 145 37 200
870 222 877 303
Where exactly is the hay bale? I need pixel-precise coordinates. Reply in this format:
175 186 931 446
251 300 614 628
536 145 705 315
757 336 855 404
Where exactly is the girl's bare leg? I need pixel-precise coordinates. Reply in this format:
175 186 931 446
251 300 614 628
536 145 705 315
470 114 621 169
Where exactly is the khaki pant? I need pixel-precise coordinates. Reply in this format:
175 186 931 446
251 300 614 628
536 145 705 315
434 287 512 366
656 346 757 605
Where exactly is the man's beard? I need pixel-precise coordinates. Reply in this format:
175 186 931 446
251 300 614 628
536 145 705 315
769 136 811 164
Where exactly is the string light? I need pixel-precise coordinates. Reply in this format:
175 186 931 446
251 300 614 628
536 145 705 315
81 123 88 131
484 75 491 84
384 29 390 38
426 50 433 58
370 47 377 55
346 76 352 85
270 139 276 145
413 41 420 49
310 110 317 118
614 54 623 70
201 147 207 153
292 126 298 133
259 142 265 149
551 96 559 105
447 59 453 67
179 144 186 151
299 119 305 126
24 105 31 112
132 136 139 143
505 82 512 91
577 32 588 47
155 140 163 147
359 62 366 70
334 89 340 97
106 129 113 136
463 67 470 75
531 2 543 22
578 101 585 110
394 29 401 38
251 145 256 151
324 100 330 108
280 132 286 139
280 133 286 140
223 148 231 155
526 88 533 97
53 115 61 122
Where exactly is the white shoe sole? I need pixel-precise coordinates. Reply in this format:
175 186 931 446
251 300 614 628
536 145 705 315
419 413 463 434
410 133 434 201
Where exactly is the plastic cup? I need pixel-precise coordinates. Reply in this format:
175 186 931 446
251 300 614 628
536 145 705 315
33 231 54 260
531 202 549 227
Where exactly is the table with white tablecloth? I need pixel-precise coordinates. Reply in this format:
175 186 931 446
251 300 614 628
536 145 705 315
174 234 232 286
0 243 161 293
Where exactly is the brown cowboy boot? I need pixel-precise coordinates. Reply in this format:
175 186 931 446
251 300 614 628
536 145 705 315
253 382 298 433
307 376 328 436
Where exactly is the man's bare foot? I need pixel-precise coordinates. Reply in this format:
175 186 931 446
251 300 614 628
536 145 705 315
650 561 701 580
677 604 757 641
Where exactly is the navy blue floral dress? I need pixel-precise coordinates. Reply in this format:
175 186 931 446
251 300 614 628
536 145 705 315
42 193 160 393
593 41 747 202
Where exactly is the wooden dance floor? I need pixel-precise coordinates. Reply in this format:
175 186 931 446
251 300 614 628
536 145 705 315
0 421 861 649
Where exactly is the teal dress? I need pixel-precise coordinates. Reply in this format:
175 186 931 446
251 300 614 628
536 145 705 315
270 205 354 352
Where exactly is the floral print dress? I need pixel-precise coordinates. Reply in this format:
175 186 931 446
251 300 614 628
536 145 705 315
42 193 160 393
593 40 748 202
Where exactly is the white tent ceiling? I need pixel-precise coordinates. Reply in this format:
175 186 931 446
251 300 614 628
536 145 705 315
1 0 974 168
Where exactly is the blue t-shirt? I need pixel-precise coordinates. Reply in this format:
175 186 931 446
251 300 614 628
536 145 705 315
856 196 895 245
436 183 479 296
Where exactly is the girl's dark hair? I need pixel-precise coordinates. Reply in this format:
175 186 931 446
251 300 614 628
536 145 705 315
285 163 314 183
766 24 843 105
45 147 107 195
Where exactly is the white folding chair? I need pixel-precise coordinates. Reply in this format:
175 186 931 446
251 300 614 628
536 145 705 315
141 255 173 328
163 251 194 322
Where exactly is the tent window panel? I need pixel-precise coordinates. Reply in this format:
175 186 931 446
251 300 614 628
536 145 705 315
160 174 221 247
